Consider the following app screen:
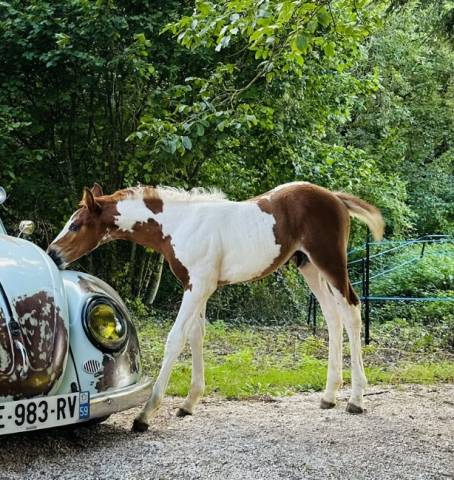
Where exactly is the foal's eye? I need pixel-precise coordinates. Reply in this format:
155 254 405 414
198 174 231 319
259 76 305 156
69 223 80 232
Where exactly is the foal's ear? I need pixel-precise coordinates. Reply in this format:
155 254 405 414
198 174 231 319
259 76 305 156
81 187 101 213
91 183 104 197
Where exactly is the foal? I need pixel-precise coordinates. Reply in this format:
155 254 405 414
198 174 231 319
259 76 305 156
48 181 384 431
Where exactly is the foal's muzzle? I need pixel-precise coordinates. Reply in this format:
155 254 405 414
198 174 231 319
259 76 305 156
47 248 64 269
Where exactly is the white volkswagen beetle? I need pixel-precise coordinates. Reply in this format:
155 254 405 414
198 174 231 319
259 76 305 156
0 187 152 435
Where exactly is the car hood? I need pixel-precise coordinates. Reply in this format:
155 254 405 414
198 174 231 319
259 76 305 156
0 235 69 399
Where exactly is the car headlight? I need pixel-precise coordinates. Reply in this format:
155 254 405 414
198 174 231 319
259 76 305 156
83 297 128 352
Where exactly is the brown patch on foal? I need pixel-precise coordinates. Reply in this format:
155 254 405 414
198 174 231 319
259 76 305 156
132 218 191 290
106 194 192 290
143 197 164 215
254 183 357 305
251 196 301 279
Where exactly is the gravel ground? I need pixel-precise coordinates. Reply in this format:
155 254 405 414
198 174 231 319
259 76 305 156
0 385 453 480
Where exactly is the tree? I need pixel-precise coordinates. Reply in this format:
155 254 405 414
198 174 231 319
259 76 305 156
343 1 454 234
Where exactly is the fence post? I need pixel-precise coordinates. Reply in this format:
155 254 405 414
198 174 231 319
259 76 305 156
420 242 426 258
307 293 313 326
364 234 371 345
312 297 317 335
306 294 317 335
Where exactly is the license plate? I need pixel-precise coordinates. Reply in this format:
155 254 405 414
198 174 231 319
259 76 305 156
0 391 90 435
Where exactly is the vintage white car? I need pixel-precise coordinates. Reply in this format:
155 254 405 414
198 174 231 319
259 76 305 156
0 187 152 434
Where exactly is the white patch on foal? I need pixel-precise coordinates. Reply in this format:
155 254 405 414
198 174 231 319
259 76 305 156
113 188 281 285
157 202 281 284
115 194 154 232
217 203 281 283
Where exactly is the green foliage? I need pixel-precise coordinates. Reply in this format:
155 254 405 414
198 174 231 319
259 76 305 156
344 1 454 235
347 241 454 350
0 0 166 244
367 242 454 296
371 317 454 353
206 266 308 325
370 242 454 340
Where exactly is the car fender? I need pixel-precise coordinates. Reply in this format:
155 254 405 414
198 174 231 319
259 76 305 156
0 236 69 399
61 271 142 396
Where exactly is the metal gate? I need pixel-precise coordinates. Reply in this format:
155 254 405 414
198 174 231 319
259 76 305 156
307 235 454 344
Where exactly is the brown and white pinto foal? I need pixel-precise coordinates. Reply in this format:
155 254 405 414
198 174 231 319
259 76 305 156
48 181 384 431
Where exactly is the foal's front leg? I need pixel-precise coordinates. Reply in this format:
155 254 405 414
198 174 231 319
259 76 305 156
132 287 209 432
176 304 206 417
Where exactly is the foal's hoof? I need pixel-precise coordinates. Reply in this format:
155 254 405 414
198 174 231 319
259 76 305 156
132 418 149 432
320 399 336 410
176 408 192 418
346 402 365 414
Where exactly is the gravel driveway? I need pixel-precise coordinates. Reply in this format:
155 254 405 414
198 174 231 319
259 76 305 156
0 385 453 480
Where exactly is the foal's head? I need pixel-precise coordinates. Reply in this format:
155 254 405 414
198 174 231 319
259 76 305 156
47 184 112 269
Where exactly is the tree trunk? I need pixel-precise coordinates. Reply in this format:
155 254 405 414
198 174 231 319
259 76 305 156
144 254 164 306
128 243 137 296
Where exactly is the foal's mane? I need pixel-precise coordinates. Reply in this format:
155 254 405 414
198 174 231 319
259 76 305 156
119 185 228 203
156 186 227 203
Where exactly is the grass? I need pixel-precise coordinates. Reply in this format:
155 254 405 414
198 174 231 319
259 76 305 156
136 319 454 399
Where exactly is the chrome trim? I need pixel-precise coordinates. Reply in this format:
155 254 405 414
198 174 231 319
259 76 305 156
89 377 153 419
14 339 30 378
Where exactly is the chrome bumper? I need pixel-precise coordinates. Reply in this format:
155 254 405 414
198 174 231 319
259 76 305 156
89 377 153 418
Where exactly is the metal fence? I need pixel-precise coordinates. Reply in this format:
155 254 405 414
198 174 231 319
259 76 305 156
307 234 454 344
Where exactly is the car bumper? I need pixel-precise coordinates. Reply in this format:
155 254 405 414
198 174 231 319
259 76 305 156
89 377 153 419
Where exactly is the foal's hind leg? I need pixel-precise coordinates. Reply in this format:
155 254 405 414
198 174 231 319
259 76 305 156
176 303 207 417
331 285 367 413
300 247 367 413
299 262 343 408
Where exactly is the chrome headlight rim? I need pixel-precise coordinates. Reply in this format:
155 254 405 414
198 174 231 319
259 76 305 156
82 295 129 353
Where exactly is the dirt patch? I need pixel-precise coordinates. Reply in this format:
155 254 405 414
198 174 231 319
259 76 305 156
0 385 453 480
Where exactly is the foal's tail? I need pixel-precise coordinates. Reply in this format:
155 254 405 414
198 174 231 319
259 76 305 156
335 192 385 241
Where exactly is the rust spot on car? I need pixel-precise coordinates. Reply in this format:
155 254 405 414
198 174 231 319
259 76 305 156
77 276 106 294
94 334 141 392
15 292 58 370
95 354 116 391
0 291 68 398
77 275 123 301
